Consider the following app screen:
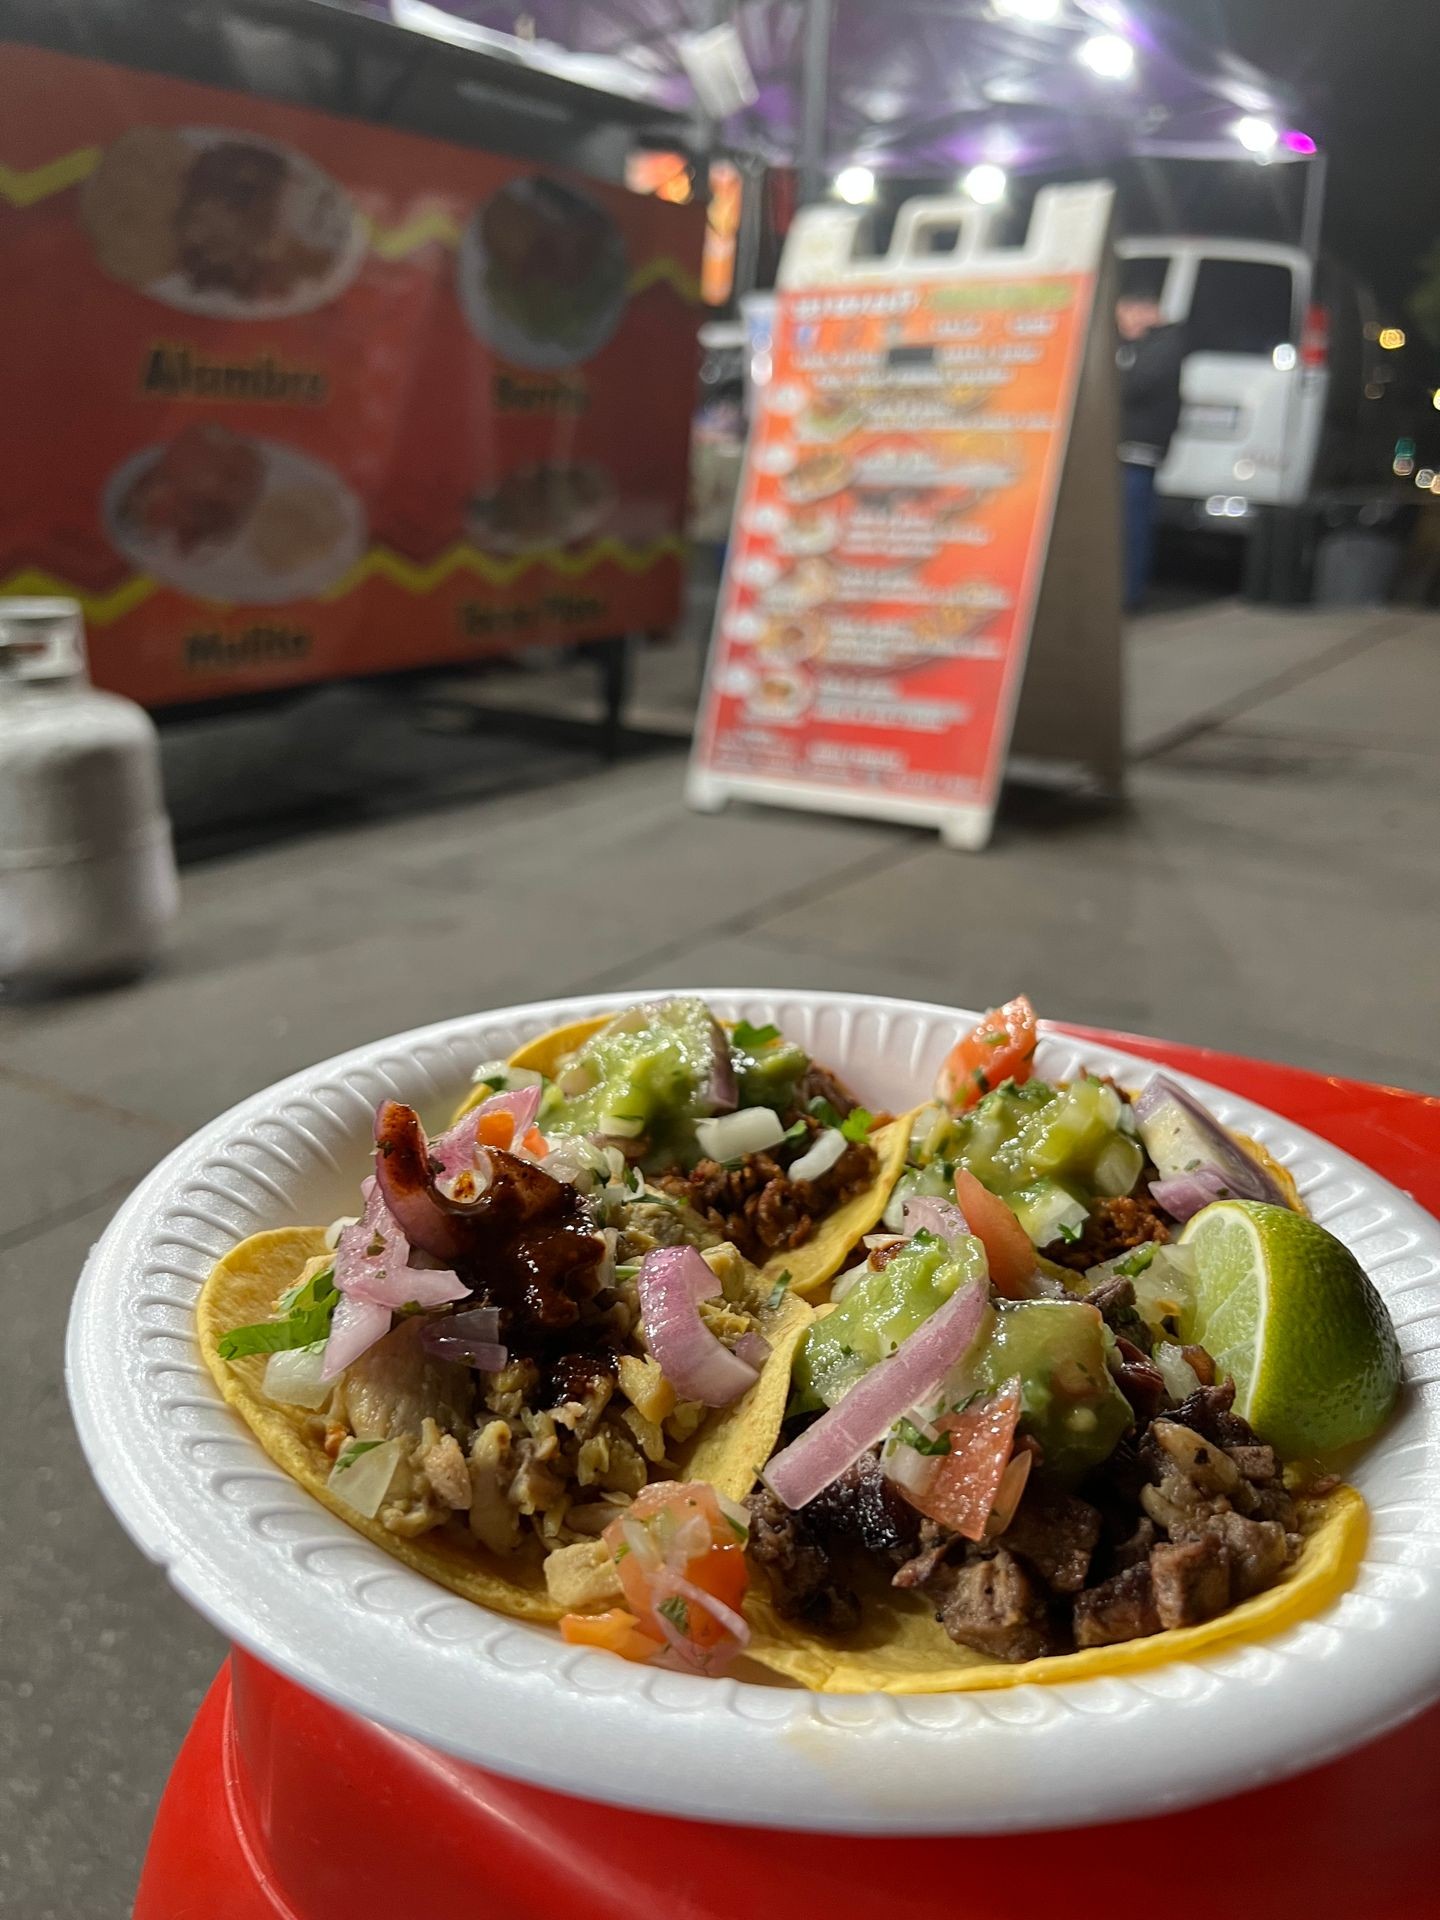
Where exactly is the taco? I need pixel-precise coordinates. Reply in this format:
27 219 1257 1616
488 996 912 1299
198 1104 813 1668
737 995 1393 1690
198 996 902 1669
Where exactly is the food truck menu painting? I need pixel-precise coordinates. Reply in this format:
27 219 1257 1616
0 44 704 705
689 265 1095 843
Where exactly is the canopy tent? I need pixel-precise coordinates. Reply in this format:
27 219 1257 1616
384 0 1312 181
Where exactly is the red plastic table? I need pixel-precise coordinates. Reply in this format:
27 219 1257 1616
134 1030 1440 1920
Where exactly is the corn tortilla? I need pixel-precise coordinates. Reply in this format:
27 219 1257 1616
198 1225 809 1628
489 1012 916 1297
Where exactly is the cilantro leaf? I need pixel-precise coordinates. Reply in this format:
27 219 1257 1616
734 1020 781 1050
217 1265 339 1361
334 1439 386 1473
657 1594 689 1632
765 1270 793 1310
807 1095 842 1128
840 1106 875 1143
780 1118 809 1144
894 1417 951 1457
1057 1222 1082 1244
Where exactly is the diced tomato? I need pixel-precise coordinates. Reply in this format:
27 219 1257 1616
475 1110 517 1149
954 1167 1036 1300
912 1381 1023 1540
559 1608 663 1663
936 995 1038 1111
603 1481 750 1670
474 1112 548 1158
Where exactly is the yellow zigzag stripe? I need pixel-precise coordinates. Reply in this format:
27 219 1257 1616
2 537 682 625
361 208 464 259
0 568 156 627
0 146 101 207
627 256 703 303
0 149 704 305
318 535 685 600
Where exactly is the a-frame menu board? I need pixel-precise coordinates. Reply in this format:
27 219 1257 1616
689 183 1122 849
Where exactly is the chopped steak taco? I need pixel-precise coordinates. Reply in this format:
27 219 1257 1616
198 994 1396 1688
738 996 1393 1689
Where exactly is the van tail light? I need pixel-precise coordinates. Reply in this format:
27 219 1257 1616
1300 303 1329 369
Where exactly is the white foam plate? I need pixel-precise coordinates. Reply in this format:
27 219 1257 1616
66 992 1440 1833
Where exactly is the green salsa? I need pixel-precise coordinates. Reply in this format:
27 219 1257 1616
791 1231 989 1413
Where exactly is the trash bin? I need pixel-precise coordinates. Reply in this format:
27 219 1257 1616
1313 529 1402 605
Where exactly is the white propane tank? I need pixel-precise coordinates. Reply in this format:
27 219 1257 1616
0 598 179 991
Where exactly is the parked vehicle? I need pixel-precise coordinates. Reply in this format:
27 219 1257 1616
1116 237 1382 529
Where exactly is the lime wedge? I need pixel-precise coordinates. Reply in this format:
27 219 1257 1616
1178 1200 1401 1457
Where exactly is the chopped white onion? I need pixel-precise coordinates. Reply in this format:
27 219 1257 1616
557 1063 595 1097
327 1437 403 1518
324 1213 359 1252
695 1107 785 1161
470 1060 543 1091
1154 1340 1203 1403
787 1127 847 1183
598 1113 645 1139
262 1341 333 1410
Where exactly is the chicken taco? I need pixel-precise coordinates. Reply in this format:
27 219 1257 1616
198 999 907 1668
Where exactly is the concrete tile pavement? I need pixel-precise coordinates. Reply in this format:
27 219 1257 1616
1 597 1438 1913
0 1202 225 1920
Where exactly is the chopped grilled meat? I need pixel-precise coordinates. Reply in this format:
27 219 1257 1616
1110 1516 1158 1572
931 1547 1059 1663
1002 1484 1102 1593
796 1061 866 1119
1226 1443 1280 1485
745 1455 920 1630
1150 1535 1231 1630
1083 1276 1154 1354
660 1127 878 1267
1073 1561 1162 1647
807 1454 922 1561
1112 1336 1168 1422
744 1485 859 1632
1045 1194 1170 1274
891 1519 961 1592
1164 1381 1259 1450
1192 1509 1289 1600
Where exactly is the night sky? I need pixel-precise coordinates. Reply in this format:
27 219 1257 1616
1152 0 1440 320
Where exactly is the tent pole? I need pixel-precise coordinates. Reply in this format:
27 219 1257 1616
799 0 833 205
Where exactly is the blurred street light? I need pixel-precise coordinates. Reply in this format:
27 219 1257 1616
963 163 1008 203
1235 115 1279 154
1079 34 1135 79
1272 343 1297 370
833 165 876 204
1378 328 1406 350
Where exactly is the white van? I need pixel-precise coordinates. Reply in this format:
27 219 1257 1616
1115 237 1376 523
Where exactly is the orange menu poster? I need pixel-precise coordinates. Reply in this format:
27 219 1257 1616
690 269 1095 842
0 44 703 706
